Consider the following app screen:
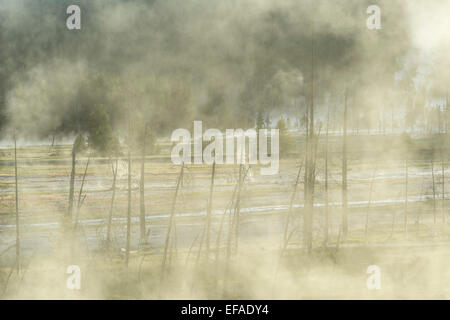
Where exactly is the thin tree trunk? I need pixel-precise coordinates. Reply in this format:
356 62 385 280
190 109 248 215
283 162 303 249
404 159 408 234
431 159 436 224
324 108 329 245
139 124 147 244
161 164 184 275
68 143 76 217
303 23 315 253
233 164 244 253
224 163 243 297
195 162 217 264
441 149 445 225
303 109 309 205
74 156 90 231
215 167 250 296
342 90 348 239
125 132 132 267
106 157 118 247
205 161 216 259
215 182 238 263
14 130 20 274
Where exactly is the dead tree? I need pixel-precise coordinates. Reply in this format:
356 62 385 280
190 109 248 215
68 142 77 217
233 164 244 253
215 166 250 262
431 159 437 224
214 166 251 296
68 135 83 216
14 130 20 274
106 157 118 247
283 162 303 249
74 156 90 231
324 108 330 245
404 158 408 234
272 163 304 293
441 149 446 225
194 162 217 270
205 161 216 258
139 124 148 244
223 163 244 296
125 129 132 267
342 90 348 239
227 165 243 254
303 25 316 253
161 164 184 275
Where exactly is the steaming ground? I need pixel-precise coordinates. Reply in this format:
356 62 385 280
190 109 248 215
0 0 449 300
2 137 450 299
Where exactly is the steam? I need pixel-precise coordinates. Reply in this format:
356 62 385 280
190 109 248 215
1 0 447 139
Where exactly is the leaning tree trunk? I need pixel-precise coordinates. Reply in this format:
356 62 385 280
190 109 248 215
283 162 303 249
74 156 90 231
205 161 216 259
14 130 20 274
68 144 76 217
139 124 147 244
106 157 118 247
161 164 184 277
233 163 244 254
224 163 244 296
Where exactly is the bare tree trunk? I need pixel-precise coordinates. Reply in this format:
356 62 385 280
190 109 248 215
441 149 446 225
303 23 315 253
106 157 118 247
68 144 76 217
431 159 436 224
216 183 238 263
161 164 184 275
283 162 303 249
226 167 241 263
125 133 132 267
74 156 90 231
14 130 20 274
205 161 216 259
224 163 244 297
304 109 309 204
404 159 408 234
195 162 217 264
324 108 329 245
139 124 147 244
342 90 348 239
233 164 244 254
